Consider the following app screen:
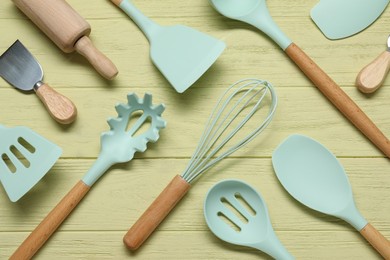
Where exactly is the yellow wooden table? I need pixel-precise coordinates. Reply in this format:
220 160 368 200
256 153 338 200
1 0 390 259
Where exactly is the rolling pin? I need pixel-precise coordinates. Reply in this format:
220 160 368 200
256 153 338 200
12 0 118 80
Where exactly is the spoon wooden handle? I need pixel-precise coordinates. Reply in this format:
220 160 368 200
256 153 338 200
74 36 118 80
35 83 77 124
285 43 390 158
356 51 390 93
360 223 390 259
123 175 191 250
10 181 90 260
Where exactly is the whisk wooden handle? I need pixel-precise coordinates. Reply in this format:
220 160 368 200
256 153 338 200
123 175 191 250
10 181 90 260
285 43 390 158
360 223 390 259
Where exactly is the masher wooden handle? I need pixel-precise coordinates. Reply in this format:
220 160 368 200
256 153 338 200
74 36 118 80
10 181 90 260
35 83 77 124
285 43 390 158
356 51 390 93
360 223 390 259
123 175 191 250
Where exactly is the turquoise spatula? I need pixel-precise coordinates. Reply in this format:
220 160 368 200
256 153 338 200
0 124 61 202
272 134 390 259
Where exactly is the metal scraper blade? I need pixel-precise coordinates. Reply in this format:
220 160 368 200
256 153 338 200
0 40 43 91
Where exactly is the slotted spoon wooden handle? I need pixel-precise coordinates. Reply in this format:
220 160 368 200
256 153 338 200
10 181 90 260
123 175 191 250
35 83 77 124
285 43 390 158
356 51 390 93
360 223 390 259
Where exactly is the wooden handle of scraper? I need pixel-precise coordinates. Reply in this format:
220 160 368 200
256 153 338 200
74 36 118 80
123 175 191 250
10 181 90 260
360 223 390 259
35 83 77 124
285 43 390 158
356 51 390 93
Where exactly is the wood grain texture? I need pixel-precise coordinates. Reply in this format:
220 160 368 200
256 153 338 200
35 83 77 124
356 51 390 93
1 0 390 259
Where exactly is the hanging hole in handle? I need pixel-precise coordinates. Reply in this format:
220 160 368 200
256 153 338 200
221 197 248 224
18 137 36 153
235 192 256 216
1 153 16 173
217 211 241 232
10 145 30 168
126 110 152 137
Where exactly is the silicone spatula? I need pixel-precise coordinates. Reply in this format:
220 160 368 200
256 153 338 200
311 0 389 40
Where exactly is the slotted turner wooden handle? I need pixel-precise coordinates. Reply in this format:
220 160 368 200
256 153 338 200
360 223 390 259
35 83 77 124
356 51 390 93
123 175 191 250
285 43 390 158
10 181 90 260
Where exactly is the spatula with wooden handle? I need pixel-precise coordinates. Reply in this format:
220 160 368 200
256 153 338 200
356 35 390 93
9 93 166 260
12 0 118 80
0 40 77 125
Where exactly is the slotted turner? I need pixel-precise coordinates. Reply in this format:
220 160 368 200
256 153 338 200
0 124 62 202
10 93 166 260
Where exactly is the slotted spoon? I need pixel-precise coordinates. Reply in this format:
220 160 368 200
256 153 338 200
10 93 166 260
204 179 294 260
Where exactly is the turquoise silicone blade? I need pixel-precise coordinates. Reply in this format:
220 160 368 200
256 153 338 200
311 0 389 40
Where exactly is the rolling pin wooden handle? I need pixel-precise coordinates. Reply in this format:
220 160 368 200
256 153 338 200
356 51 390 93
74 36 118 80
123 175 191 250
10 181 90 260
360 223 390 259
35 82 77 124
285 43 390 158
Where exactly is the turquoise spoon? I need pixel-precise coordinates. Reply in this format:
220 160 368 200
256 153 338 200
204 179 294 260
272 134 390 259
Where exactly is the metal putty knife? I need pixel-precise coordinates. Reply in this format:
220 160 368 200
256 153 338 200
311 0 389 40
0 40 77 124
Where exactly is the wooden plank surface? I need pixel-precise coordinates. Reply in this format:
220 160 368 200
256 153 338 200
1 0 389 259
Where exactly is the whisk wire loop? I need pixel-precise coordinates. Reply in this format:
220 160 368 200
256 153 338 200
181 79 277 183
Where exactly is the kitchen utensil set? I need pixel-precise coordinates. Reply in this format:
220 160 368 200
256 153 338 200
209 0 390 159
10 93 166 259
124 79 277 250
3 0 390 258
